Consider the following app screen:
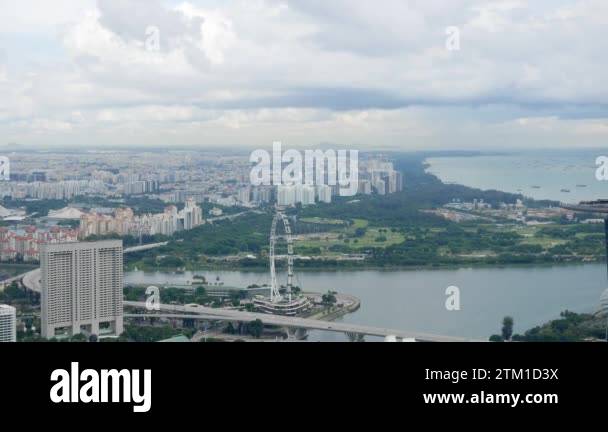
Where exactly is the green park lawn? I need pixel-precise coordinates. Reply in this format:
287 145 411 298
295 218 405 253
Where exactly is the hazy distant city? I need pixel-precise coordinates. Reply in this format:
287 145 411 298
0 150 402 260
0 146 607 343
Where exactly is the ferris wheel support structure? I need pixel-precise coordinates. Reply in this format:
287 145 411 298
269 210 294 303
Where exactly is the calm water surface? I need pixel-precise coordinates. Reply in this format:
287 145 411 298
426 151 606 202
125 264 607 341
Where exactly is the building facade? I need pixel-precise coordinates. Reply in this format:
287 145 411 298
0 226 78 263
317 185 332 203
79 201 204 239
0 304 16 342
41 240 124 339
181 198 203 230
278 185 296 206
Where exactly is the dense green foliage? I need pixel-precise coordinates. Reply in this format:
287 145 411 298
1 198 67 217
247 319 264 339
125 213 273 269
123 286 210 305
117 325 194 342
490 311 607 342
0 281 39 307
517 311 607 342
86 233 170 247
72 196 170 215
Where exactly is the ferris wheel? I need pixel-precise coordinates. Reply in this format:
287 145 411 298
269 210 294 303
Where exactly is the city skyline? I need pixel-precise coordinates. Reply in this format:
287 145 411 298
2 147 608 343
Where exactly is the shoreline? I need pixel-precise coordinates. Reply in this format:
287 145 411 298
124 260 605 275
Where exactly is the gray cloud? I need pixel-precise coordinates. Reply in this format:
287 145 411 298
1 0 608 149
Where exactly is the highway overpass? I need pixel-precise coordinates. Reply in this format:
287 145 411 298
124 301 482 342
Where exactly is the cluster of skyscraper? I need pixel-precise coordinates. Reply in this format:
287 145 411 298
265 160 403 207
237 186 274 206
276 184 333 207
0 179 106 200
79 198 203 238
357 161 404 196
123 180 160 196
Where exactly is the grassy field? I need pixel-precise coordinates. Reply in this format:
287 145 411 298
300 217 346 226
520 236 568 248
351 219 369 229
295 217 405 253
294 217 592 257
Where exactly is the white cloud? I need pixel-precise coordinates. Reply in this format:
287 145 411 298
0 0 607 149
175 2 237 65
0 0 95 33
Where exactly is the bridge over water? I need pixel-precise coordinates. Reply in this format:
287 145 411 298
124 301 482 342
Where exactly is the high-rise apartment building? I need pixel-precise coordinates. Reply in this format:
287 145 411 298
253 186 273 204
0 305 16 342
294 185 303 204
238 187 251 204
300 185 316 206
41 240 123 339
124 180 159 196
372 178 387 195
79 202 203 239
181 198 203 230
277 185 296 206
317 185 332 203
358 179 372 195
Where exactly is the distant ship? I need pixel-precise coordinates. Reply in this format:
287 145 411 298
531 185 541 189
561 189 571 193
576 184 587 188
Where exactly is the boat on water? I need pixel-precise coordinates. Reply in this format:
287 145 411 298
531 185 541 189
561 189 571 193
576 184 587 188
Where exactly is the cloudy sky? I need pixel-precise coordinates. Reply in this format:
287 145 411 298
1 0 607 150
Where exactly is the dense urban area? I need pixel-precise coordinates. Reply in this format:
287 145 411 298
1 150 607 343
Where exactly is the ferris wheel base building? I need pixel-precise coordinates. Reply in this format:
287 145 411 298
253 296 312 316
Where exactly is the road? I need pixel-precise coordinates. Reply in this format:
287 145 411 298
124 301 482 342
0 273 31 289
122 242 169 253
22 268 41 292
19 243 166 293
